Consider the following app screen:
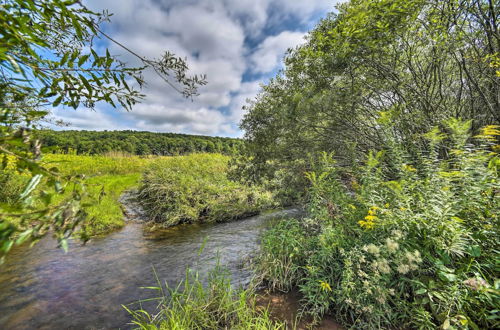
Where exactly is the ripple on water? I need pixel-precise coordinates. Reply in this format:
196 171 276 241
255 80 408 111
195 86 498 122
0 208 303 329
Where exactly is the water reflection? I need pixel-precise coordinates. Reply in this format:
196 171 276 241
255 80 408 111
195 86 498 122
0 209 300 329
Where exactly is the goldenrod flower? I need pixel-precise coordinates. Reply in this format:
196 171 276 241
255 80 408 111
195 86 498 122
319 280 332 292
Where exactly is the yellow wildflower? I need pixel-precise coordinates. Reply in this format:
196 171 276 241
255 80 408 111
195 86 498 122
319 280 332 292
402 164 417 172
475 125 500 141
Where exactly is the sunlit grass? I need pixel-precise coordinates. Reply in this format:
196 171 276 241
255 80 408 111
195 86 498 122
40 154 162 237
124 265 285 330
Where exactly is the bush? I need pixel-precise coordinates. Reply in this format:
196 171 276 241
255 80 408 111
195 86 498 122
257 121 500 329
139 154 275 227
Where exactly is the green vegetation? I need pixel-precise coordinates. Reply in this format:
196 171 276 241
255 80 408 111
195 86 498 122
238 0 500 328
125 265 284 329
2 0 499 329
139 154 275 227
236 0 500 201
0 0 204 258
36 130 243 156
256 122 499 329
1 154 160 240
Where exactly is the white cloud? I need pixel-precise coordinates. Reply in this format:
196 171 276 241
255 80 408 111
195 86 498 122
49 108 131 131
229 81 263 124
65 0 339 136
250 31 306 74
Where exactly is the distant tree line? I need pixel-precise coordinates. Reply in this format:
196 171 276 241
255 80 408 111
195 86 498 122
35 130 243 156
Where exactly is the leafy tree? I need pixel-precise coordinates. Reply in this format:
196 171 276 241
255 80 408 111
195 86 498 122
238 0 499 201
0 0 206 261
33 129 242 156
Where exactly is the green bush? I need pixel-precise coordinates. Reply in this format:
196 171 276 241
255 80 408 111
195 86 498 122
257 121 500 329
139 154 275 227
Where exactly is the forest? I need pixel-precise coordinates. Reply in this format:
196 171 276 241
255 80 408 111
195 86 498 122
0 0 499 329
35 130 243 155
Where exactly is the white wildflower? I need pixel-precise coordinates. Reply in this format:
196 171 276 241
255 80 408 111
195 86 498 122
365 244 380 256
378 259 391 274
385 238 399 253
397 264 410 274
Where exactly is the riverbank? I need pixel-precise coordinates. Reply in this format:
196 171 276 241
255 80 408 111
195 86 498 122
256 289 342 329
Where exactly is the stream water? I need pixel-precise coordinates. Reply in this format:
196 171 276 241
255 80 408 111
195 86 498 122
0 208 301 329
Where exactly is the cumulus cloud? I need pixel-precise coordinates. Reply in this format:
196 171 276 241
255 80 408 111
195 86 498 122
250 31 306 74
56 0 339 136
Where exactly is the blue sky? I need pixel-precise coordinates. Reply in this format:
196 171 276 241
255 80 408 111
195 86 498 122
51 0 340 137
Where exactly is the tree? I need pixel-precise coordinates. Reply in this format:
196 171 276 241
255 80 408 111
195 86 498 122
238 0 499 201
0 0 206 261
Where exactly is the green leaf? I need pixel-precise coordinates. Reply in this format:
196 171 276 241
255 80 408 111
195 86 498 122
468 245 481 257
52 95 63 107
20 174 43 200
60 239 69 253
415 288 427 295
79 74 92 95
78 54 90 67
15 229 33 245
438 272 457 282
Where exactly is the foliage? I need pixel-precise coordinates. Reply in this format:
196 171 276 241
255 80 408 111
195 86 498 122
0 154 160 249
124 265 285 330
0 0 205 258
256 122 500 329
237 0 500 199
254 219 314 292
139 154 276 227
35 129 243 156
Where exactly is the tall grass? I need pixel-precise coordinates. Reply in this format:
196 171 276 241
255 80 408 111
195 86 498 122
42 153 154 176
41 154 162 237
139 154 276 227
124 265 285 330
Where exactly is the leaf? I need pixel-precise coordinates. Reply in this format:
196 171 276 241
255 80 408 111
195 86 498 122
79 74 92 95
60 239 69 253
20 174 43 200
442 318 450 329
415 288 427 295
468 245 481 257
52 95 63 107
15 229 33 245
78 54 90 67
438 272 457 282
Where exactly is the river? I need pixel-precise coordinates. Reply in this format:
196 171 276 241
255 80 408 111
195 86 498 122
0 209 301 329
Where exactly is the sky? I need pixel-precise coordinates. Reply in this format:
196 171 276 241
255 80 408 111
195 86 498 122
50 0 340 137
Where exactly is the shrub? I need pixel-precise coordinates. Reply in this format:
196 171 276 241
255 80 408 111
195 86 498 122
257 121 500 329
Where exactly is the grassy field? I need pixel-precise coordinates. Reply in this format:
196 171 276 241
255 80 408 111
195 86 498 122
0 154 161 238
2 153 275 238
41 154 160 237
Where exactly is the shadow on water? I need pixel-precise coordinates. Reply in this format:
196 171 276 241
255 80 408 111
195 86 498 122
0 208 302 329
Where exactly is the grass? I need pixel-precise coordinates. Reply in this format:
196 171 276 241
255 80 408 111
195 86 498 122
2 153 273 238
41 154 160 237
0 154 162 238
139 153 276 227
125 264 285 330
